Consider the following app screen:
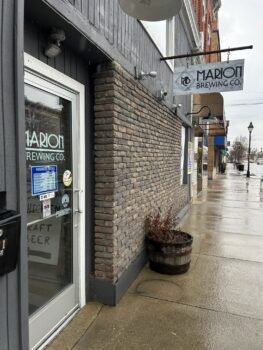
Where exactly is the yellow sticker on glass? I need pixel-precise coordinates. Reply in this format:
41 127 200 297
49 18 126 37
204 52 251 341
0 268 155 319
63 170 72 187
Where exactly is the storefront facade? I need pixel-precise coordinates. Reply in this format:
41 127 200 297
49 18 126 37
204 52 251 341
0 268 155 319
0 1 201 348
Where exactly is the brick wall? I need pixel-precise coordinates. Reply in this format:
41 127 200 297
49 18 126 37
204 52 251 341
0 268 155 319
210 14 220 63
192 0 204 32
192 0 221 62
94 62 189 283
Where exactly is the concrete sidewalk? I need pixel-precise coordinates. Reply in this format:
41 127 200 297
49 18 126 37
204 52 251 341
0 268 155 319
47 169 263 350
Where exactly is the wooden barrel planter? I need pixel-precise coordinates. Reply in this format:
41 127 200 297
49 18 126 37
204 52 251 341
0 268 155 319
146 231 193 275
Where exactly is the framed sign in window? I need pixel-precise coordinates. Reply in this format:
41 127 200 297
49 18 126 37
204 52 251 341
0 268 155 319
31 165 58 196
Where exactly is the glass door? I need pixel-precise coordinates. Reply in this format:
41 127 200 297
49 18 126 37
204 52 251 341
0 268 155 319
24 54 85 350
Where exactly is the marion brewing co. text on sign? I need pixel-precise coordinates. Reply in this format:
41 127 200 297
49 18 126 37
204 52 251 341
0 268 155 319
173 59 244 95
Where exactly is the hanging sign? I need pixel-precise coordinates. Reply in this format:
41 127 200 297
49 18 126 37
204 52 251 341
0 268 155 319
173 59 245 95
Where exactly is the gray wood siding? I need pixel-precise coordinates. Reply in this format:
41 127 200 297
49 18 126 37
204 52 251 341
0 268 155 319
45 0 176 105
43 0 194 113
173 14 193 119
0 1 27 350
25 21 91 85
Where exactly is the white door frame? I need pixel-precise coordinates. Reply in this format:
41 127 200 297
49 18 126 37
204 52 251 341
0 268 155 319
24 53 86 347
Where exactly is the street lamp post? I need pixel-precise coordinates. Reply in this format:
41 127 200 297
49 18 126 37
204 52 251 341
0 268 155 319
246 122 254 178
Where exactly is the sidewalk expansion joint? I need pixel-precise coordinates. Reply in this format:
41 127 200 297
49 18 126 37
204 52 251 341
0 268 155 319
72 304 104 350
189 231 263 238
137 294 263 323
192 252 263 265
219 205 263 211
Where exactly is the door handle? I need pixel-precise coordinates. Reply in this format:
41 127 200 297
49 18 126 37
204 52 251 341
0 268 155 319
74 189 83 214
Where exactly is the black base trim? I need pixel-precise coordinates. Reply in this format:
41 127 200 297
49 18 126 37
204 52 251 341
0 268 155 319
149 261 191 275
90 250 147 306
176 203 191 223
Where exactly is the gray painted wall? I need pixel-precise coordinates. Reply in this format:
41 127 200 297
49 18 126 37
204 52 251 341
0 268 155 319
25 20 92 85
174 14 193 118
0 1 27 350
43 0 192 110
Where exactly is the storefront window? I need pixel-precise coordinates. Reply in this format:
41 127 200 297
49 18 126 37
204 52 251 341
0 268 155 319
25 84 73 315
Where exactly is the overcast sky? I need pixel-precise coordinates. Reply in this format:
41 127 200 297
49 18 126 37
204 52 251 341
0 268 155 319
219 0 263 151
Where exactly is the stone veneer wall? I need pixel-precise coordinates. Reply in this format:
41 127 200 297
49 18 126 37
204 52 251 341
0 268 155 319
94 62 189 283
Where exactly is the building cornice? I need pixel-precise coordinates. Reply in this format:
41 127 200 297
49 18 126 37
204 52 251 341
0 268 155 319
212 0 222 15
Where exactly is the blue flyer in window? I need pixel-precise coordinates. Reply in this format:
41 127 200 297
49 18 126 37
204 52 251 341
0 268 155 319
31 165 58 196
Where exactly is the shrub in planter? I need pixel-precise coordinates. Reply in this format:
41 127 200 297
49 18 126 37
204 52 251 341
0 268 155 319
145 208 193 275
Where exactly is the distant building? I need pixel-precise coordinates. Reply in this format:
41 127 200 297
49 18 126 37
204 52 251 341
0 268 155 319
191 0 228 200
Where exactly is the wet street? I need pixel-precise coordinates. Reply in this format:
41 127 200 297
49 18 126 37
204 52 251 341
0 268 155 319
48 168 263 350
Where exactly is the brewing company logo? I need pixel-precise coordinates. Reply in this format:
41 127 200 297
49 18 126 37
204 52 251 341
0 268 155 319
176 71 195 91
25 130 65 162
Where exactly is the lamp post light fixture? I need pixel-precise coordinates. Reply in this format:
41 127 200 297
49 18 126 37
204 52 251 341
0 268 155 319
246 121 254 178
